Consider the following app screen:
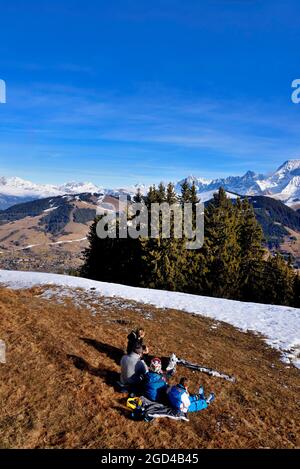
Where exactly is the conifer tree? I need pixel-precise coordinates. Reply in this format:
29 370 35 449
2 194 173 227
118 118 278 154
182 180 203 293
145 185 158 207
190 181 199 206
141 182 188 291
81 215 145 286
157 182 167 202
166 182 178 204
180 180 191 205
262 253 295 305
81 216 113 281
200 188 241 298
293 272 300 308
133 187 143 203
237 197 265 301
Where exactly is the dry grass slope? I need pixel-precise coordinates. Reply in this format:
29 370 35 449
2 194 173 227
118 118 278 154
0 286 299 449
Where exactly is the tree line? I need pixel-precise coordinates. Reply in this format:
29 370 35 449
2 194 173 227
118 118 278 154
81 183 300 307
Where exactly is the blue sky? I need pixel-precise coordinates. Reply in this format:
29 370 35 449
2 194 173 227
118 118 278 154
0 0 300 186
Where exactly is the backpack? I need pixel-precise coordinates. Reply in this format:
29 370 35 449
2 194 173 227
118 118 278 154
126 397 154 422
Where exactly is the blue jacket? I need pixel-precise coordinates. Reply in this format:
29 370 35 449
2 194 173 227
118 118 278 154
143 371 168 402
168 384 189 411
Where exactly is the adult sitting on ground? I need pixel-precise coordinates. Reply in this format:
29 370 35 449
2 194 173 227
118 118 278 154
168 377 215 416
127 327 149 355
120 345 148 390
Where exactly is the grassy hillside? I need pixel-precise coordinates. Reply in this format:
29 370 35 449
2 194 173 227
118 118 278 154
0 285 299 449
248 195 300 247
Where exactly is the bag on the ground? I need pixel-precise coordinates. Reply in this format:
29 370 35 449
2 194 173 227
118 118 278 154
127 397 148 421
126 396 187 422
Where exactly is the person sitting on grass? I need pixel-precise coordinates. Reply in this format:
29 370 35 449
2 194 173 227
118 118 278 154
168 377 215 416
143 357 169 402
120 345 148 391
127 327 149 355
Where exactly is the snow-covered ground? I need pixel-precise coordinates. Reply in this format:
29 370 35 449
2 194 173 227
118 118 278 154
0 269 299 369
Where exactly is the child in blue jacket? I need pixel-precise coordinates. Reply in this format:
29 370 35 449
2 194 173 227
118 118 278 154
168 377 215 414
143 357 169 402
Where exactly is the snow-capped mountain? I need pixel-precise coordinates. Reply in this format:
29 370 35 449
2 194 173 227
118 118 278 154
0 176 57 197
177 171 265 202
57 181 102 195
179 160 300 206
0 177 107 209
0 176 150 209
257 160 300 204
203 170 265 196
1 159 300 210
0 176 102 198
175 175 212 193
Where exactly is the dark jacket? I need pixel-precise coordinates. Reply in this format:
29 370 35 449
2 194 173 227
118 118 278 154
143 371 168 402
127 330 144 354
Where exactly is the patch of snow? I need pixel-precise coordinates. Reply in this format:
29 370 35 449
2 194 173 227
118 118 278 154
19 244 40 250
198 190 239 203
13 238 87 251
37 285 147 318
0 270 299 369
210 323 219 330
43 206 58 213
49 237 87 245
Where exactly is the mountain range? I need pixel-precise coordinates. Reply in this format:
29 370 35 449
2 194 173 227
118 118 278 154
1 160 300 210
176 160 300 206
0 177 145 210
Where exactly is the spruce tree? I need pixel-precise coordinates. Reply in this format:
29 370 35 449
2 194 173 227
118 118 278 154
141 181 188 291
237 197 265 302
166 182 178 204
158 182 166 202
133 187 143 203
180 180 191 205
262 254 295 306
81 215 145 286
293 272 300 307
190 181 199 206
145 185 158 207
200 188 241 299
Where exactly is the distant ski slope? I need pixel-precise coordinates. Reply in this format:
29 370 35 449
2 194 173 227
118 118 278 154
0 269 299 369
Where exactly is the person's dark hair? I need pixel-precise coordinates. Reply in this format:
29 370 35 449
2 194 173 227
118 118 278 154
133 345 143 354
179 377 189 387
136 328 145 336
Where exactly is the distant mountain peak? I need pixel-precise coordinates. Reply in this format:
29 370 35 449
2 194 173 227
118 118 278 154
242 170 257 178
275 159 300 174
